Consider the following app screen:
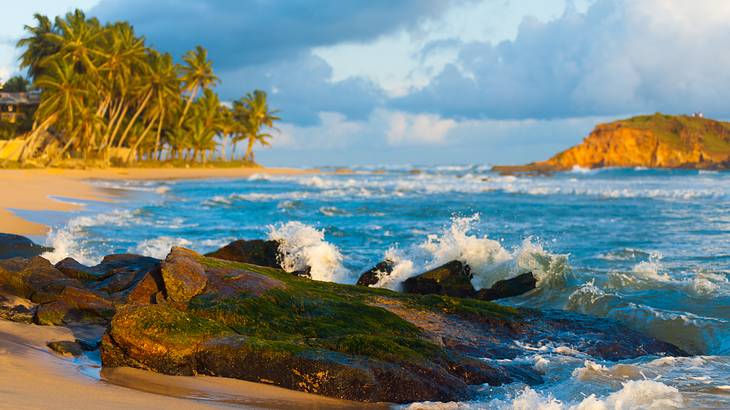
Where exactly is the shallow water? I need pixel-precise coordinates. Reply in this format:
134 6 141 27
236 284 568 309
40 165 730 408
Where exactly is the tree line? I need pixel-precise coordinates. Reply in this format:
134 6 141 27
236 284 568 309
11 10 279 165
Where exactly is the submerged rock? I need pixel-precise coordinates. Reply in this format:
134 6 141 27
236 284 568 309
402 260 475 298
205 239 282 268
476 272 537 301
356 260 394 287
47 340 84 357
100 249 684 403
0 233 52 260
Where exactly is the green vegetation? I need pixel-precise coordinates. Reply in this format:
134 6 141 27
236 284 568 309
190 257 521 365
10 10 280 166
0 75 30 92
618 113 730 153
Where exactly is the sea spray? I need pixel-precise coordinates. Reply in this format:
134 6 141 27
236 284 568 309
267 221 352 283
372 214 569 291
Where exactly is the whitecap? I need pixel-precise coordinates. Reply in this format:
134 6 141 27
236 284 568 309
267 221 351 283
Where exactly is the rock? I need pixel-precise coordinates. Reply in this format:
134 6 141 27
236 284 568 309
89 254 161 295
402 260 476 298
160 247 207 304
47 340 84 357
101 252 683 403
54 257 98 281
494 114 730 172
0 256 82 302
356 260 394 287
0 294 36 323
0 233 52 260
35 286 115 326
476 272 537 301
205 239 282 268
125 268 166 304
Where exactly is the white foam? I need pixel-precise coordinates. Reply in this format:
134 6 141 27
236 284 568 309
134 236 192 259
372 214 568 291
42 210 138 265
267 221 352 283
483 380 683 410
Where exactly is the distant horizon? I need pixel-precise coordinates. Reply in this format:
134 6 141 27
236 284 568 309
3 1 730 166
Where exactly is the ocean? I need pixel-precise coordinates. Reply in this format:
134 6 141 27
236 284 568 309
38 165 730 408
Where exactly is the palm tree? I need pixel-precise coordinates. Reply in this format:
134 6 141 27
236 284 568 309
177 45 218 127
233 90 279 162
96 22 148 154
17 14 58 80
45 10 107 75
31 58 88 162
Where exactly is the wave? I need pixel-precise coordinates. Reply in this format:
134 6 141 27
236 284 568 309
371 214 569 291
566 282 730 354
405 380 684 410
211 171 730 203
42 210 140 265
266 221 352 283
134 236 193 259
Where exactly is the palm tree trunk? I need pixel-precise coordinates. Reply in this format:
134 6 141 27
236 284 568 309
246 137 255 162
48 130 79 166
117 91 153 149
177 85 199 128
154 110 165 160
126 117 157 163
19 115 56 163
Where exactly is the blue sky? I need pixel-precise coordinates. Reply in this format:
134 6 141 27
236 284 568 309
2 1 729 166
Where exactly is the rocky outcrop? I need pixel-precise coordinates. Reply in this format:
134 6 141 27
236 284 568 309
0 233 52 259
494 114 730 172
356 260 394 286
0 234 687 404
205 239 282 268
0 248 164 326
476 272 537 301
101 249 684 403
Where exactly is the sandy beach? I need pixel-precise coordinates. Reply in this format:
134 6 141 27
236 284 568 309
0 319 381 410
0 167 315 236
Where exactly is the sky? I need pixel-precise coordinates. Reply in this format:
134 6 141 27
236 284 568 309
1 0 729 167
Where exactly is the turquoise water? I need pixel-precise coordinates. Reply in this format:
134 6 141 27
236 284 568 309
39 166 730 408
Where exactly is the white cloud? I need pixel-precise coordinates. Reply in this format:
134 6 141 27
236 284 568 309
395 0 730 120
386 112 456 145
274 112 366 150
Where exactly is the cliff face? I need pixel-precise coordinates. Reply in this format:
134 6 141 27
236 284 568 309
534 114 730 170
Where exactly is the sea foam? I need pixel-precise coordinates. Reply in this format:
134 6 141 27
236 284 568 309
267 221 352 283
372 214 568 292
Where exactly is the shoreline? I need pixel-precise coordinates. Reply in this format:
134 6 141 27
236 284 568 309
0 319 373 409
0 166 316 236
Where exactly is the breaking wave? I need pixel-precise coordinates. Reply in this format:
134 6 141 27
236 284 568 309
371 214 569 291
267 221 352 283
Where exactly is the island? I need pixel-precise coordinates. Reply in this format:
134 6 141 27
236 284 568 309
493 113 730 173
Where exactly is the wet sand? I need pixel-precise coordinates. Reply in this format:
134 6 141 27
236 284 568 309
0 319 385 410
0 167 315 235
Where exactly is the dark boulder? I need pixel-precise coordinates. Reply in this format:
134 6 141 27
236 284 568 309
0 233 52 260
0 256 82 302
476 272 537 301
35 286 115 326
0 294 36 323
205 239 282 269
55 257 98 281
356 260 394 286
47 340 84 357
402 260 476 298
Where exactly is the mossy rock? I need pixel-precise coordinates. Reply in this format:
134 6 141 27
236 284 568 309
101 248 685 403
